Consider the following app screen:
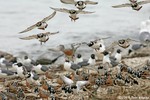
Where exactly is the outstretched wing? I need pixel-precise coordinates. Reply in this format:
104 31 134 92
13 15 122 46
44 31 59 36
85 0 98 5
126 38 140 42
138 0 150 5
60 0 75 4
112 3 131 8
19 35 38 40
19 24 37 33
50 7 70 13
41 11 56 22
78 10 95 14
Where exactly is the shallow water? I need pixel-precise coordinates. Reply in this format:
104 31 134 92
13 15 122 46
0 0 150 59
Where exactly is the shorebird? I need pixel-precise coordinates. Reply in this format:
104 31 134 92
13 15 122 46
50 7 94 21
93 43 106 60
64 59 82 73
74 54 83 64
110 49 122 63
26 71 40 85
16 62 28 79
102 50 121 67
60 0 98 10
77 54 96 67
0 69 17 79
110 38 140 49
32 63 49 74
20 31 59 45
0 55 17 69
85 37 111 49
61 75 89 93
19 11 56 33
112 0 150 11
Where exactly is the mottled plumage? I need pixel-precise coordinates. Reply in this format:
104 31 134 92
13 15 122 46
19 11 56 33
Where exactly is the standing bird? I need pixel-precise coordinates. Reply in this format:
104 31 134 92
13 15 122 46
112 0 150 11
19 11 56 33
103 51 121 67
85 37 111 49
26 71 40 85
77 54 96 67
110 49 122 63
50 7 94 21
0 69 17 79
0 55 17 69
74 54 83 64
20 31 59 45
32 63 49 74
64 59 81 73
93 43 106 60
60 0 98 10
16 62 28 79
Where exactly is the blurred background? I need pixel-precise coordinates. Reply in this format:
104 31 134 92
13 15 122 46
0 0 150 59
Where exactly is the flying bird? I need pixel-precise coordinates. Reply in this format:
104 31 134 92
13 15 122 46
50 7 94 21
110 38 140 49
60 0 98 10
19 11 56 33
112 0 150 11
20 31 59 45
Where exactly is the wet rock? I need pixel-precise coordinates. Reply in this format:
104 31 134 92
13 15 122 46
36 58 53 65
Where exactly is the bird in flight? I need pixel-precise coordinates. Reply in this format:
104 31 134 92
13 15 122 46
112 0 150 11
60 0 98 10
19 11 56 33
19 31 59 45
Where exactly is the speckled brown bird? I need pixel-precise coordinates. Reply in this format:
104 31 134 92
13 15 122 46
19 11 56 33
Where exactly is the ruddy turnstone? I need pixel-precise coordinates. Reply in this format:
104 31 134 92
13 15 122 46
19 11 56 33
60 0 98 10
20 31 59 45
112 0 150 11
50 7 94 21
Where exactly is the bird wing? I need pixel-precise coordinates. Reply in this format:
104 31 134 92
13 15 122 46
70 64 81 70
107 41 118 49
41 66 49 72
78 10 95 14
19 35 38 40
41 11 56 22
50 7 70 13
78 60 89 67
60 0 75 4
22 66 28 75
2 70 14 76
44 31 59 36
138 0 150 5
112 3 131 8
33 74 39 80
19 24 37 33
3 60 13 66
85 0 98 5
126 38 140 42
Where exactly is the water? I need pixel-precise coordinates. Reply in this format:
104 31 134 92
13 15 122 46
0 0 150 59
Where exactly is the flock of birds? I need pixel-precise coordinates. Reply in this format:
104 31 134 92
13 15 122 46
0 0 150 100
18 0 150 45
